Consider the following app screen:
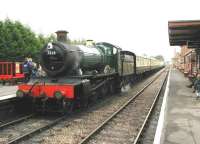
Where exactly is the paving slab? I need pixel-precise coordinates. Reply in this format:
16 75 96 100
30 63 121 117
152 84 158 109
162 69 200 144
0 86 17 99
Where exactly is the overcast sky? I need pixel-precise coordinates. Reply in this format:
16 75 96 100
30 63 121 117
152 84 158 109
0 0 199 61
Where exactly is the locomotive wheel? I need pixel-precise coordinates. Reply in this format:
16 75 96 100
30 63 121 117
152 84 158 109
80 81 91 109
100 83 108 98
62 99 74 114
80 93 89 109
115 81 122 93
89 92 98 103
109 82 115 94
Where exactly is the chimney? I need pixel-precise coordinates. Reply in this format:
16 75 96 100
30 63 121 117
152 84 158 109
55 30 68 42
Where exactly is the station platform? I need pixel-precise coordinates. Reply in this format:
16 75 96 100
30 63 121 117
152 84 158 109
0 86 17 101
154 68 200 144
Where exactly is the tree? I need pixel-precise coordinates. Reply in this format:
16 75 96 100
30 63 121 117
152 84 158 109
0 19 53 61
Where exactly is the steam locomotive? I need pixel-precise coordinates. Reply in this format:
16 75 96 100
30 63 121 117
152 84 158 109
16 31 164 112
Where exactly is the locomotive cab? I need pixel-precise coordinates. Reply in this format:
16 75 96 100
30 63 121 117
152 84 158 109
96 42 121 73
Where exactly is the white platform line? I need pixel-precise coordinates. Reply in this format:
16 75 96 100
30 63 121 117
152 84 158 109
0 94 16 101
153 68 171 144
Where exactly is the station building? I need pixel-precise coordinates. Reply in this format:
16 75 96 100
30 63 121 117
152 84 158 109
169 20 200 79
155 20 200 144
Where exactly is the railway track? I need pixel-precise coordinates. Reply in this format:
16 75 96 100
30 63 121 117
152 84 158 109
0 98 18 124
0 97 16 109
0 97 34 127
133 72 167 144
0 69 166 144
26 69 167 144
0 114 67 144
78 69 168 144
0 114 35 129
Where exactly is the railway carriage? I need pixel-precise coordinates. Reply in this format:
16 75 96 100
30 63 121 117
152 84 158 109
136 56 163 74
16 31 164 112
0 61 24 84
136 56 151 73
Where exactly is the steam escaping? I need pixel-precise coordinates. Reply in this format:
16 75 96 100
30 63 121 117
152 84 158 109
121 84 131 92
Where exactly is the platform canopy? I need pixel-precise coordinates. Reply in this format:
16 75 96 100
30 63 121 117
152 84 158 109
168 20 200 48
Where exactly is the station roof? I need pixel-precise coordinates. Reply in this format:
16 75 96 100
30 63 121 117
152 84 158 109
168 20 200 48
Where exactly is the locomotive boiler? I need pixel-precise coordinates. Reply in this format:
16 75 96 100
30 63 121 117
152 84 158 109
41 41 106 77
